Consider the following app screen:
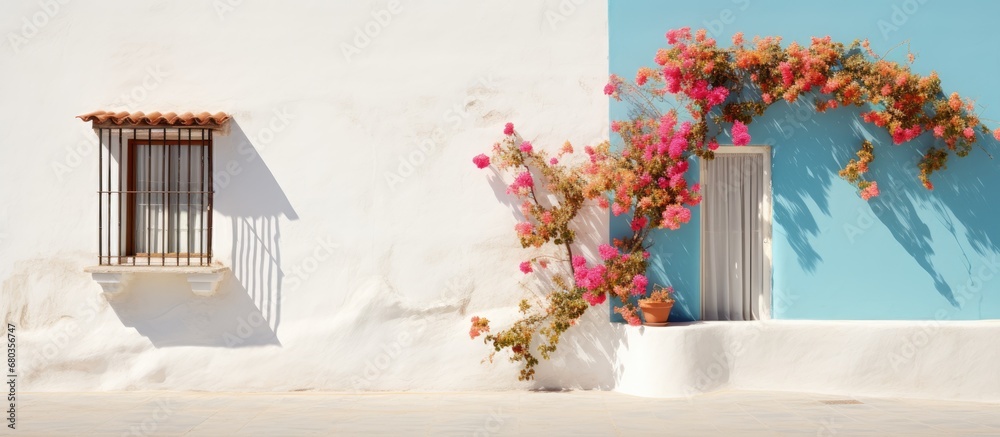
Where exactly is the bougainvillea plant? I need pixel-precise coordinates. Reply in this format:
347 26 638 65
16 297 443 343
652 28 996 193
470 28 998 380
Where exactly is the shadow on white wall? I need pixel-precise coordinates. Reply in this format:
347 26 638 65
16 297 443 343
108 120 298 347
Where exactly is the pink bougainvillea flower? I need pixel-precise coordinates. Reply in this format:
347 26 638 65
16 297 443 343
731 32 744 46
662 204 692 230
663 64 682 93
514 221 534 236
933 125 945 138
963 127 975 139
538 259 549 269
668 136 687 158
598 243 619 261
520 141 533 153
604 82 617 95
892 129 905 145
666 29 679 44
519 261 533 274
503 122 514 136
550 157 558 165
688 80 710 100
678 121 692 136
779 62 793 87
631 274 648 295
630 216 648 232
707 87 729 106
472 153 490 169
731 121 751 146
507 171 534 194
994 128 1000 141
541 211 554 224
583 291 607 306
575 263 606 291
664 26 690 45
708 139 720 151
668 160 689 177
860 181 880 201
635 69 649 86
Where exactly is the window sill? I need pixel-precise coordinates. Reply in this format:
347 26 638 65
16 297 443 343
84 265 229 297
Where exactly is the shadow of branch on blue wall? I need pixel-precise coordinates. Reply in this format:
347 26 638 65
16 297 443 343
864 126 1000 310
863 140 955 306
755 99 849 273
758 98 1000 309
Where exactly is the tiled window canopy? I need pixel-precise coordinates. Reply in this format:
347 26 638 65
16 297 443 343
80 110 231 297
77 110 230 128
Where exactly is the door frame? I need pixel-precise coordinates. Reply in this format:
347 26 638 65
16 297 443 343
698 145 773 320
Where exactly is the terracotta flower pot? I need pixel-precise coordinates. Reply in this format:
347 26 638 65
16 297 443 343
639 301 674 326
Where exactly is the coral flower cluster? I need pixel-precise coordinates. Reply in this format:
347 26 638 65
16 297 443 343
642 28 991 198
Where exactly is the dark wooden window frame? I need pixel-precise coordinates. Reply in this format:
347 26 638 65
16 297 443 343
123 138 213 263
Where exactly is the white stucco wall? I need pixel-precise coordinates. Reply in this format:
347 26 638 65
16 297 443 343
0 0 612 391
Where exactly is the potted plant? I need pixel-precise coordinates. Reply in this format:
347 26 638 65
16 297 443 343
638 286 675 326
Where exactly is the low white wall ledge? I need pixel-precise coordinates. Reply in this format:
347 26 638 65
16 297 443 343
84 265 229 297
613 320 1000 402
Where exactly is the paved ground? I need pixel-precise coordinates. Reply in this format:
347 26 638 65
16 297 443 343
12 390 1000 436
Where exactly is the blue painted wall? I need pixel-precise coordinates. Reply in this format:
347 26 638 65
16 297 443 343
610 0 1000 320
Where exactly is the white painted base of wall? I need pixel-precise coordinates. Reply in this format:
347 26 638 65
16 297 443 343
613 320 1000 402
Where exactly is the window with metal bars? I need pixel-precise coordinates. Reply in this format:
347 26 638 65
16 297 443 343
97 127 214 266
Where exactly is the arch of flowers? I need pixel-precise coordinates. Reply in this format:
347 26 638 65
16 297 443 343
468 28 997 380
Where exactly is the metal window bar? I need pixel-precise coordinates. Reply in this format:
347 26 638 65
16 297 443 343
200 128 205 266
98 128 103 265
96 126 215 266
207 128 214 265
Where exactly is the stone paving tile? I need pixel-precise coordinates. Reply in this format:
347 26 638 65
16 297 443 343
11 390 1000 436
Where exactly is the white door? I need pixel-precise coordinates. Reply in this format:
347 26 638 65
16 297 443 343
700 147 772 321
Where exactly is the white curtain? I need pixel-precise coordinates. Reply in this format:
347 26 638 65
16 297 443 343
133 144 207 256
702 153 765 321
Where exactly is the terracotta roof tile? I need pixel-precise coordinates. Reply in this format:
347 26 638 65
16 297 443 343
77 110 230 127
